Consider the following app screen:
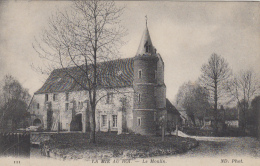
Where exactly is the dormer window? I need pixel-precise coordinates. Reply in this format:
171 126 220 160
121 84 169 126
146 45 149 52
144 41 149 53
117 70 122 76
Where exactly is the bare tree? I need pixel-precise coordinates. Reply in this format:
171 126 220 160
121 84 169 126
226 70 259 132
33 0 127 143
199 53 231 133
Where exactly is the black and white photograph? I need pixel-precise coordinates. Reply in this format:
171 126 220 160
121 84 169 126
0 0 259 166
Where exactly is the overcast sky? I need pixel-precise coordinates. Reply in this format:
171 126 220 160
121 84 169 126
0 1 259 103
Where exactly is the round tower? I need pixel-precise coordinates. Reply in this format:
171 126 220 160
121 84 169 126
133 25 159 135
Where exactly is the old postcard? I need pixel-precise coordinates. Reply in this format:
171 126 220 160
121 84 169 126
0 0 259 166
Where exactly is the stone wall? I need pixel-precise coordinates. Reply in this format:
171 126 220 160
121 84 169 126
133 85 155 109
29 87 134 133
156 53 164 85
133 110 156 135
155 85 166 109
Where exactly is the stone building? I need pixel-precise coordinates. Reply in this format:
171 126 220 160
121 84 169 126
28 25 178 135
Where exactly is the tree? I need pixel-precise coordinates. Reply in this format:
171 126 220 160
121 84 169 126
199 53 231 133
33 0 127 143
176 81 210 126
0 75 31 131
226 70 259 132
250 96 260 138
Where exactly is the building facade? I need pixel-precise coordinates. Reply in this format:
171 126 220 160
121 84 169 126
28 25 175 135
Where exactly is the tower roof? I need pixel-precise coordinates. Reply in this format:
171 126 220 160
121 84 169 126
136 27 156 57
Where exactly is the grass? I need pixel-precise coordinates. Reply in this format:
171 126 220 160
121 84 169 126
43 132 198 159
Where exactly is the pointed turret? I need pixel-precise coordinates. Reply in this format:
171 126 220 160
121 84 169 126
136 27 156 56
133 18 159 135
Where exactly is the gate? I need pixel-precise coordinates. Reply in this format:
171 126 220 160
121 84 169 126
0 132 30 157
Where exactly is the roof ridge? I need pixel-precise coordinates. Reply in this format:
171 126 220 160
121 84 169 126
53 57 134 72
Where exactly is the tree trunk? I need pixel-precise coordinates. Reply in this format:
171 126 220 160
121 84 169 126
89 105 96 143
162 126 165 142
214 81 218 135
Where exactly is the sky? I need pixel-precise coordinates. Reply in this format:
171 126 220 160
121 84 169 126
0 1 259 103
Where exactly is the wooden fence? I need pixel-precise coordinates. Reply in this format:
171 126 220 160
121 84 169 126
0 132 30 157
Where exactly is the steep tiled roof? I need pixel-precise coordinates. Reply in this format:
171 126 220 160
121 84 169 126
35 58 134 94
166 99 180 115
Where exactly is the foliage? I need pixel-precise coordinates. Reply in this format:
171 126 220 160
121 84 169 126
224 107 238 121
1 75 30 104
176 81 210 126
0 75 31 131
166 120 176 135
247 96 260 127
33 0 127 143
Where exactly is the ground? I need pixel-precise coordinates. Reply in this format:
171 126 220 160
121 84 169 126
30 132 260 164
30 132 198 160
180 136 260 158
171 131 260 157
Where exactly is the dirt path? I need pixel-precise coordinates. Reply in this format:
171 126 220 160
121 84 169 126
177 136 260 158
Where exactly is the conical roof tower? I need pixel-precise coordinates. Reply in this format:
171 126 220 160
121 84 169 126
133 18 159 135
135 19 156 58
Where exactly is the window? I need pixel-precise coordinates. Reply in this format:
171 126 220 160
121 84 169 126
65 93 69 101
78 101 83 109
53 94 57 101
106 92 113 104
146 45 149 52
155 70 157 79
65 103 69 111
45 94 48 102
101 115 107 127
112 115 117 128
117 70 122 76
138 94 141 102
37 103 40 109
138 69 142 79
137 117 141 126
